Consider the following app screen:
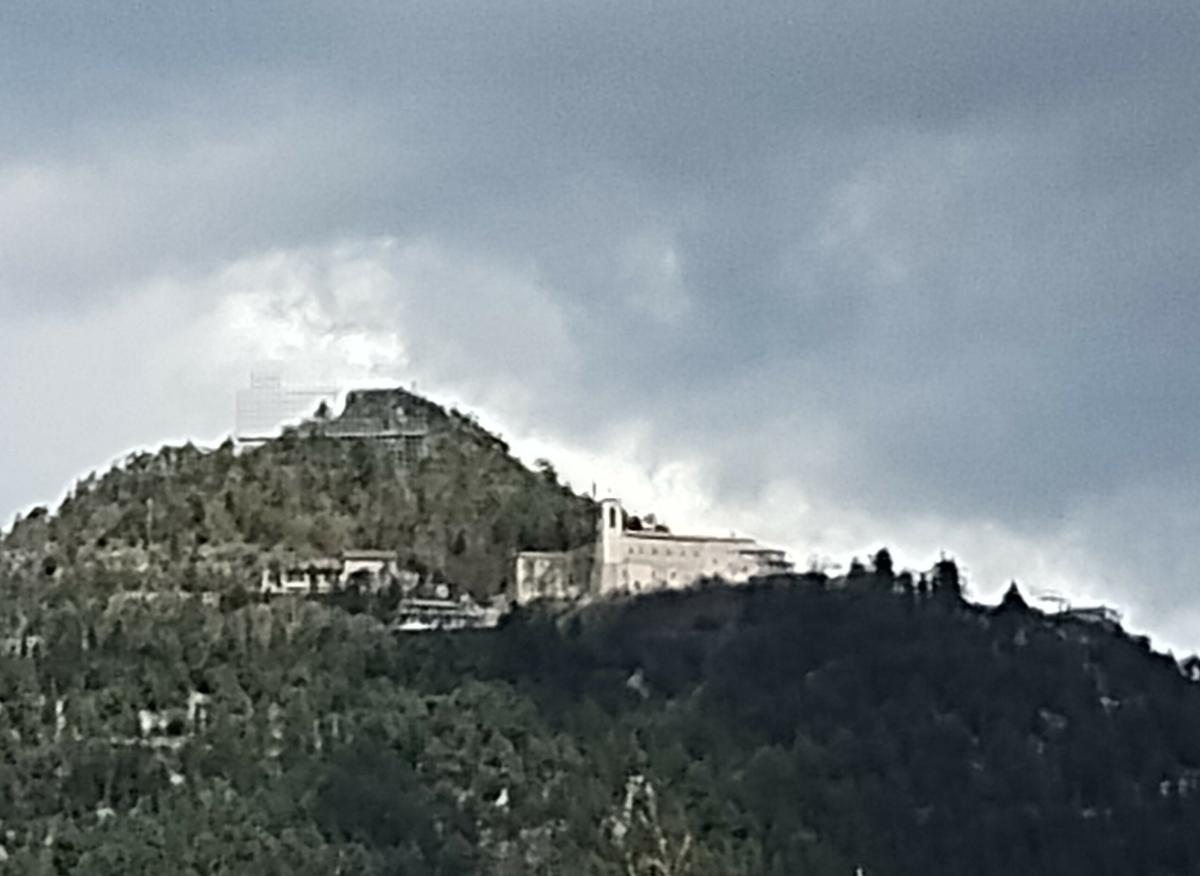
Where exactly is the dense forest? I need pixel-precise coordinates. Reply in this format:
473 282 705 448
3 389 1200 874
1 572 1199 874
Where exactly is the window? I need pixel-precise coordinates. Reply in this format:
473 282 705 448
608 507 618 529
403 434 424 464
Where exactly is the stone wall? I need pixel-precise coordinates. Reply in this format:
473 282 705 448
513 545 595 604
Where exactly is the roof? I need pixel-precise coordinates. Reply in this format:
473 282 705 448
279 558 341 570
623 530 757 545
1065 606 1123 625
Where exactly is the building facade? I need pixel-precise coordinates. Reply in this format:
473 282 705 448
261 550 414 596
514 498 791 604
512 545 595 604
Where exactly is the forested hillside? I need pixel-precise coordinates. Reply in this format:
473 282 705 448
2 389 594 600
3 390 1200 873
0 572 1198 874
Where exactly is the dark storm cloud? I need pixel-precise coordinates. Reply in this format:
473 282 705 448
3 1 1199 641
6 1 1195 293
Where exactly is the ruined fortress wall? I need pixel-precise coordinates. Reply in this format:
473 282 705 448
514 544 595 603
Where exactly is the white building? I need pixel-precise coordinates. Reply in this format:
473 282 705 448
261 550 413 596
514 498 791 604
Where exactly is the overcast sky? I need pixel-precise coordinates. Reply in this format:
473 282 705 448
2 2 1198 650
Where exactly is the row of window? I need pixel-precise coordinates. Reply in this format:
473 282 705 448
627 544 703 558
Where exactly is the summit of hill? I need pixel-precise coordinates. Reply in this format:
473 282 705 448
2 386 595 600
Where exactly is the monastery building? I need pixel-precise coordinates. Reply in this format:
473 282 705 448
514 498 792 604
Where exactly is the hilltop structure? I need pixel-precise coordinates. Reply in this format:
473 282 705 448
297 389 431 465
234 372 340 443
514 497 792 604
235 377 431 465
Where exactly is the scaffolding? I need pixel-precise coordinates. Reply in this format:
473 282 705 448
234 372 341 443
233 377 431 465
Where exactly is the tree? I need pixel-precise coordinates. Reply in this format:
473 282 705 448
932 556 962 598
871 548 894 580
534 458 559 487
999 581 1028 612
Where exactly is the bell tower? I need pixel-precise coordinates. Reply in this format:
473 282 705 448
598 497 624 594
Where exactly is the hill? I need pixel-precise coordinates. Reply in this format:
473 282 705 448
2 387 595 600
3 390 1200 873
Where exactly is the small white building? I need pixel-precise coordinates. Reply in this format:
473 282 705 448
261 550 413 596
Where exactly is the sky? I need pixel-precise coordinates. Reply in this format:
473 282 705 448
2 2 1198 651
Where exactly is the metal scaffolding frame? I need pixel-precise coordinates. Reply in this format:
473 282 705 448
234 372 341 443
